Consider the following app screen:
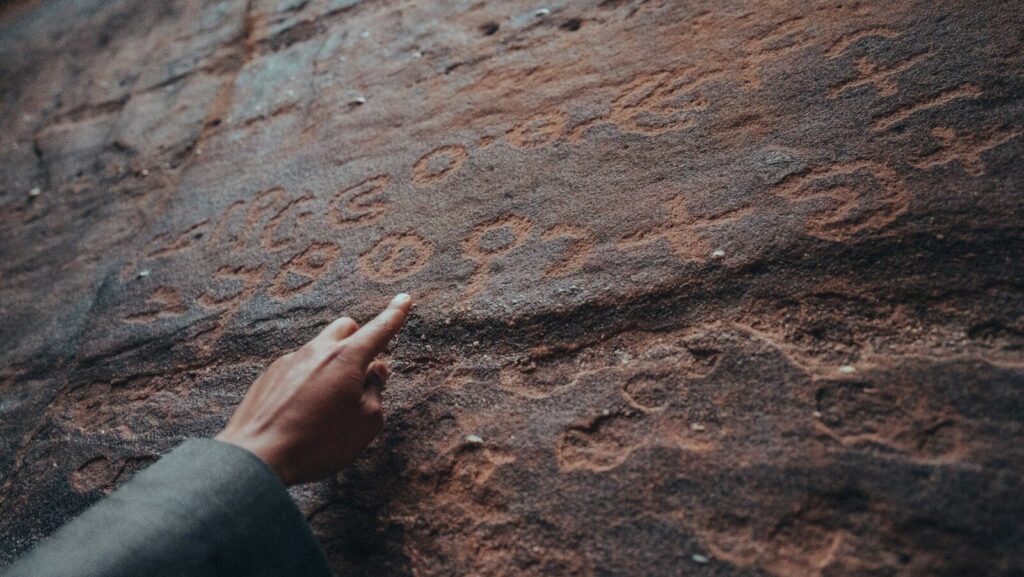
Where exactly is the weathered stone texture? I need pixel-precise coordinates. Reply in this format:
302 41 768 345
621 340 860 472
1 0 1022 575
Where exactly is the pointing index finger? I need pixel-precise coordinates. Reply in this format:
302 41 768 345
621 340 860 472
347 293 412 365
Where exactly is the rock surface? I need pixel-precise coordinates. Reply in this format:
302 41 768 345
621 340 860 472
1 0 1023 574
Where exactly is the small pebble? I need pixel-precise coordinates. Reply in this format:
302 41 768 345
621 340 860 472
601 409 610 416
690 423 706 432
28 187 41 197
534 8 550 17
711 249 726 259
472 340 480 347
352 96 366 105
692 554 710 564
838 365 856 374
812 411 823 419
137 270 151 278
194 147 203 156
141 169 149 177
466 434 484 445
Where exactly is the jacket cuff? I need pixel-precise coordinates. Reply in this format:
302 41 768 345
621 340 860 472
6 438 332 577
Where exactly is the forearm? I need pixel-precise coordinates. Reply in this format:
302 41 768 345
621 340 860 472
5 439 331 577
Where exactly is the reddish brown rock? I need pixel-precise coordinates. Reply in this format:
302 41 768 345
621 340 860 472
1 1 1022 575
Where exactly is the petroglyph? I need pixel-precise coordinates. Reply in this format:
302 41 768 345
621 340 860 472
330 175 391 227
462 214 533 298
825 27 902 59
412 145 468 185
871 84 982 131
557 413 647 472
540 224 597 277
269 242 341 299
829 51 931 98
460 65 555 96
450 445 516 489
911 125 1020 176
772 161 909 241
198 265 264 310
506 111 568 148
499 362 596 400
209 188 290 251
701 505 848 577
70 455 157 494
261 194 315 251
618 196 747 261
195 265 264 351
124 286 187 323
208 200 248 251
357 232 433 283
4 3 1023 575
567 67 721 142
70 456 118 494
145 221 210 258
814 379 964 460
631 336 722 379
739 16 817 87
591 69 718 140
622 372 673 411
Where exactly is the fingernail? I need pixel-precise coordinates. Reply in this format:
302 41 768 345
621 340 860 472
392 293 411 306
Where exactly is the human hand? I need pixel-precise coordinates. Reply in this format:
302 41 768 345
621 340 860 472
215 293 412 485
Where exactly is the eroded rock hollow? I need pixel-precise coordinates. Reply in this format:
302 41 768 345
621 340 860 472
1 0 1022 575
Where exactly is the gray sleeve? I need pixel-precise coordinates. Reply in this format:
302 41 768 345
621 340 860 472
4 439 332 577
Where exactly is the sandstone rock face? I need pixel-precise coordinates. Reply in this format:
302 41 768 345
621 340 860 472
1 0 1022 574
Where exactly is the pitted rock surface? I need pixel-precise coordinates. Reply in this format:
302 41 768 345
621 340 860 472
1 1 1023 575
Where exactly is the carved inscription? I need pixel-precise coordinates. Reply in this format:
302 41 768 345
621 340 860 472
269 242 341 299
557 413 647 472
825 27 902 60
912 125 1020 176
739 16 817 88
145 221 210 258
618 196 747 261
208 188 290 251
871 84 982 132
124 286 187 323
772 161 909 241
506 111 569 148
570 69 718 141
194 265 264 351
462 214 533 298
829 51 932 98
331 175 391 227
262 194 315 250
540 224 597 277
412 145 468 185
358 232 433 283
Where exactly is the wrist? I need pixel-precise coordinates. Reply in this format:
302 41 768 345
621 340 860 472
214 431 295 485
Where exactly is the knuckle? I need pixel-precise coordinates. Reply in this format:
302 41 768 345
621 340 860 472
332 317 357 334
364 396 383 416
